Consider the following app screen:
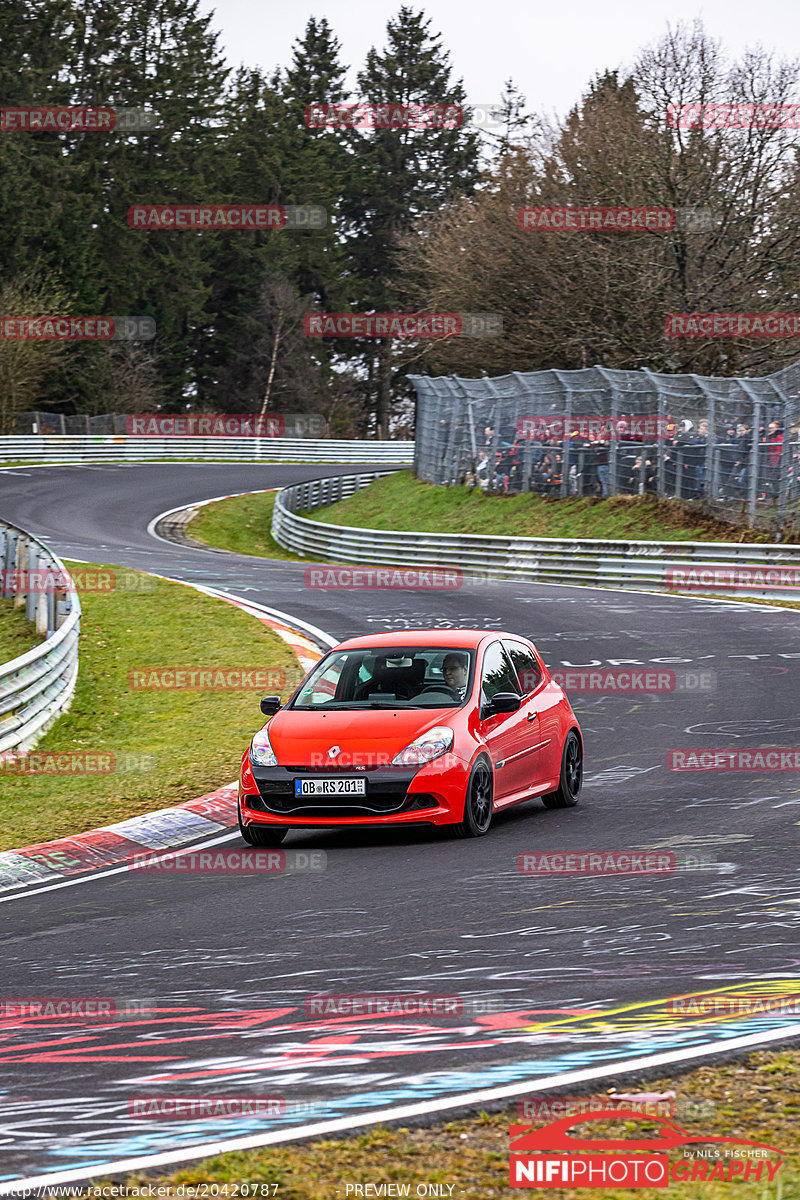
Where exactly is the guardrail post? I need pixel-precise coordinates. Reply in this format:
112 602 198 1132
657 393 666 497
0 528 14 596
774 385 792 535
15 537 28 609
748 400 761 527
560 386 573 498
26 545 38 621
35 589 48 635
46 583 56 635
704 396 715 508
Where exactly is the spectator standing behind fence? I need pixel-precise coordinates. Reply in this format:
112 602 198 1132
594 434 610 497
733 422 752 499
678 419 707 498
763 421 783 499
719 424 738 498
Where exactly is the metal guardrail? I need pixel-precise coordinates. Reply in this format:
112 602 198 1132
0 436 414 465
0 522 81 755
272 472 800 601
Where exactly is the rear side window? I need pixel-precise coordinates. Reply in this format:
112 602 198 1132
503 640 543 695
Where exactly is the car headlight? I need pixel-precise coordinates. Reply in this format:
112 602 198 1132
249 726 278 767
392 726 454 767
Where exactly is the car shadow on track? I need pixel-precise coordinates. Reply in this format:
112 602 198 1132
250 797 565 851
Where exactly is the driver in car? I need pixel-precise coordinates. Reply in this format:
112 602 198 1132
442 652 469 701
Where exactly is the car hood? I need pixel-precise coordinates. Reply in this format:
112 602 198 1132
266 706 459 767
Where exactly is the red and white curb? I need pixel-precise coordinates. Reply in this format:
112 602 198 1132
0 585 328 894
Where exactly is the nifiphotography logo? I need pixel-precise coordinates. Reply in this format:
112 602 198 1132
509 1110 784 1187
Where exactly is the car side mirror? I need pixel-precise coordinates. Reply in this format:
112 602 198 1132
487 692 522 715
260 695 282 716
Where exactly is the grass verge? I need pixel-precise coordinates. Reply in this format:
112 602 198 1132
309 472 789 543
79 1048 799 1199
0 596 43 663
187 472 792 553
188 491 313 563
1 562 302 850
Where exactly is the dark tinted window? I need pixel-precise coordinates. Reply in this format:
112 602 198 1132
503 640 542 695
480 642 520 707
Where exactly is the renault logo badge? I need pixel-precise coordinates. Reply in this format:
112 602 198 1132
327 745 341 759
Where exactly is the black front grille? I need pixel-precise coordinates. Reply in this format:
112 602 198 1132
249 765 436 818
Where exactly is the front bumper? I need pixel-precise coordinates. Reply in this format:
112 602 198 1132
239 759 458 827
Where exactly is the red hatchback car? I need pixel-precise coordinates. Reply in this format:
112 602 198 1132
238 630 582 844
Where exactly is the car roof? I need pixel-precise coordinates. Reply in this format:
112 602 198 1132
332 630 529 651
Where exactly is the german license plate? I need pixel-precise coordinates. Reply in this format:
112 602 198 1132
294 777 366 796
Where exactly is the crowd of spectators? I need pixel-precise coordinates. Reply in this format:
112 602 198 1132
461 418 798 502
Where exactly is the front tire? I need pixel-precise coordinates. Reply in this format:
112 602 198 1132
541 731 582 809
453 759 493 838
239 801 288 846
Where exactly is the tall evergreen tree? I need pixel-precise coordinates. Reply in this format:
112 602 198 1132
342 7 481 436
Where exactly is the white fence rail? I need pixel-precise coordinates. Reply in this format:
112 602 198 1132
0 436 413 465
0 523 81 755
272 472 800 602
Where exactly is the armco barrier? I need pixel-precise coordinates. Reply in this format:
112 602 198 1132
271 472 800 601
0 522 81 754
0 436 413 465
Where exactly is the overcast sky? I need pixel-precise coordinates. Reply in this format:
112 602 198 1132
199 0 796 121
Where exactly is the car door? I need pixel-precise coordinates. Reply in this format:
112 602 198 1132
478 641 529 801
504 638 562 787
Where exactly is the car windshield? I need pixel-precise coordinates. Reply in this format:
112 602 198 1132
290 647 476 709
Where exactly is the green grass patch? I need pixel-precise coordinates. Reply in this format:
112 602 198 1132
82 1048 799 1199
1 562 302 850
188 491 313 562
310 471 786 543
0 596 42 664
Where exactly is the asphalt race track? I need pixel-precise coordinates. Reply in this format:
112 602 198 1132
2 463 800 1182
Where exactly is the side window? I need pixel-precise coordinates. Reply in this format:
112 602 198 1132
480 642 520 709
504 641 543 695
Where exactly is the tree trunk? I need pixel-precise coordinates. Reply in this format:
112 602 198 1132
376 338 392 439
259 310 286 418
